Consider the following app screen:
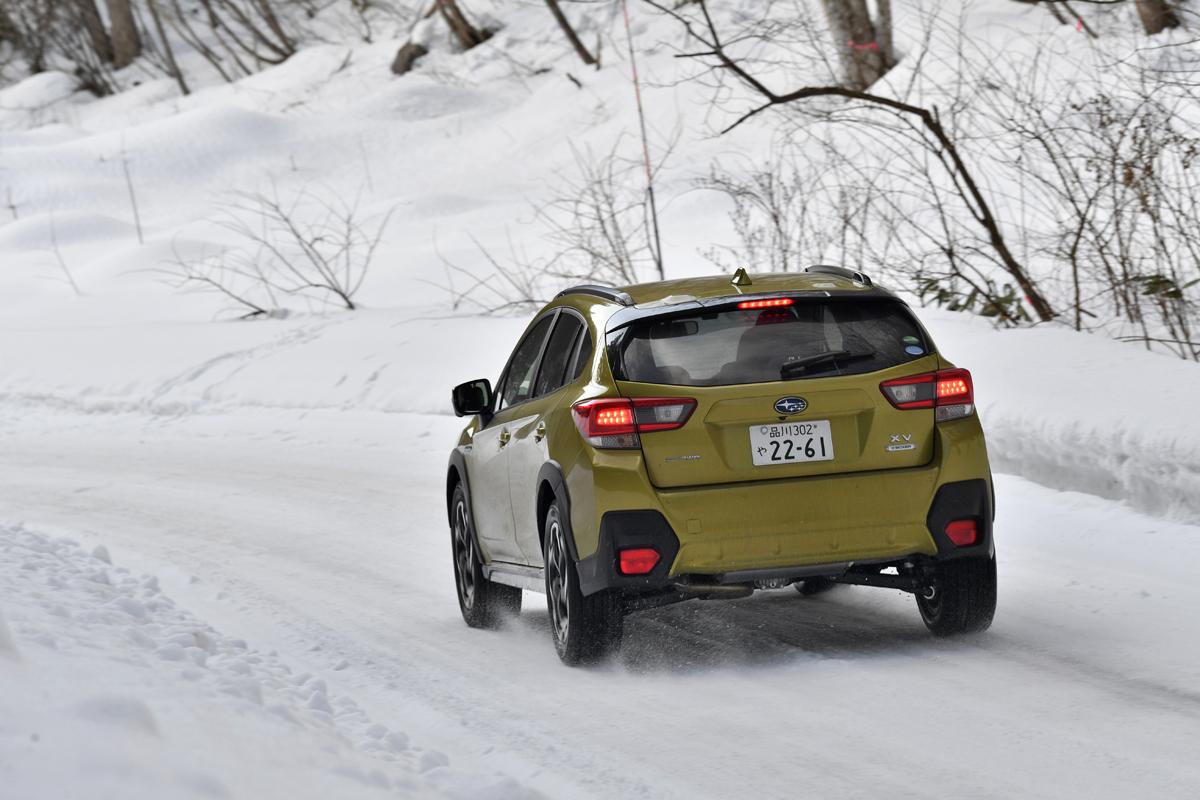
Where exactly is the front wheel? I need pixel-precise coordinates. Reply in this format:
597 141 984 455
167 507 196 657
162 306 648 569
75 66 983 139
544 499 623 666
916 555 997 636
450 484 521 629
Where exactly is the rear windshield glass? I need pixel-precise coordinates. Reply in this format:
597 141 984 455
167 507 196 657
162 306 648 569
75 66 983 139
608 299 931 387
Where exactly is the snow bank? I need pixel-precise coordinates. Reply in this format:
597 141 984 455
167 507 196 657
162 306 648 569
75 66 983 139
1 304 1197 522
0 523 537 800
924 309 1200 523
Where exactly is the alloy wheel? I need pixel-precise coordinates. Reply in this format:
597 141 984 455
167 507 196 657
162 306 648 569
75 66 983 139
452 499 476 609
546 516 570 645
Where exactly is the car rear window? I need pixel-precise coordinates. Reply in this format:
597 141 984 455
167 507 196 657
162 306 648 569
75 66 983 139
608 299 932 387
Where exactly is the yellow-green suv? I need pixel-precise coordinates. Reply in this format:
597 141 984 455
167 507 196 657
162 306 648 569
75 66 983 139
447 268 997 665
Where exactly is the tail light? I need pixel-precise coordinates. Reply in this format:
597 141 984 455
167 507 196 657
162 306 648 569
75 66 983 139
572 397 697 449
880 368 974 422
618 547 660 575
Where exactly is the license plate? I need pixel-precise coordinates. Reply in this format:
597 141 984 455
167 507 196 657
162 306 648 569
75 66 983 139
749 421 834 466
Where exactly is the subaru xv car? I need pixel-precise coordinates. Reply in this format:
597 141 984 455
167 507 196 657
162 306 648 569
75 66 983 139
447 267 997 665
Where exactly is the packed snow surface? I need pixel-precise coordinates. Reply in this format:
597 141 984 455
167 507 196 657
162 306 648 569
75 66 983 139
0 522 534 799
2 410 1200 798
2 0 1200 796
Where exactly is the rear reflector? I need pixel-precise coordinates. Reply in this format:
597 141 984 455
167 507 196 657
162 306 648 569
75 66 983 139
737 297 794 310
572 397 697 449
879 368 975 421
945 519 978 547
618 547 660 575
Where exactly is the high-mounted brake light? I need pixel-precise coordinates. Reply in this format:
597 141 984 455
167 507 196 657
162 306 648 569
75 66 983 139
737 297 794 310
879 368 974 422
618 547 660 575
572 397 697 449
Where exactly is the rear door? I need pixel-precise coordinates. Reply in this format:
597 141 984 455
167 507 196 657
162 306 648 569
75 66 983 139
609 297 938 489
468 314 554 563
506 310 589 566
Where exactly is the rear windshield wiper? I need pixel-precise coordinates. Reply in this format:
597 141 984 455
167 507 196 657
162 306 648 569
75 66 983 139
780 350 875 380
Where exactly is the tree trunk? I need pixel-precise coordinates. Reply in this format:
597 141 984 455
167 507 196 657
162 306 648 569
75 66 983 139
819 0 890 91
1135 0 1180 34
391 41 428 75
876 0 894 68
147 0 189 94
544 0 596 66
437 0 488 50
104 0 142 68
73 0 114 63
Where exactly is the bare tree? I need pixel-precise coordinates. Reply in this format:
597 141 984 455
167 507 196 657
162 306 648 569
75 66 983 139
165 186 395 315
1135 0 1181 34
73 0 113 63
818 0 894 90
437 0 489 50
145 0 189 95
45 5 117 94
0 0 58 72
538 142 659 288
545 0 596 66
643 0 1056 322
104 0 141 68
434 140 671 312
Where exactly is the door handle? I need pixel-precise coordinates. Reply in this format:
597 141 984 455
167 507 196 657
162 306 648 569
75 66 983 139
498 428 511 446
534 421 547 442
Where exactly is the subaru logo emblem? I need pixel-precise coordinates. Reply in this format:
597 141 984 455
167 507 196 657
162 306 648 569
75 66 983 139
774 396 807 415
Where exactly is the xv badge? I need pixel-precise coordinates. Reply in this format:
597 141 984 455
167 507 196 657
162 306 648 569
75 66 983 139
886 433 916 452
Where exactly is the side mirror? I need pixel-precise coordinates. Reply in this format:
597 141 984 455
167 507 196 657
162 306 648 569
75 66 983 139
452 378 493 417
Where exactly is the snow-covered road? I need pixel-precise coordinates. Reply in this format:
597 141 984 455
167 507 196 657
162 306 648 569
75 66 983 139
3 408 1198 799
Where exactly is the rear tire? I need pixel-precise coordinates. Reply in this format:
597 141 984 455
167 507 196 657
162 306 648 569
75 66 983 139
916 555 997 636
543 499 623 666
450 484 521 629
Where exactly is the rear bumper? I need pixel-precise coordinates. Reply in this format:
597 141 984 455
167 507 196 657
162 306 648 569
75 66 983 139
576 477 993 597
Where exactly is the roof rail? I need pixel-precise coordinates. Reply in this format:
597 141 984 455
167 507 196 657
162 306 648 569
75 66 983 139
804 265 873 287
554 284 635 306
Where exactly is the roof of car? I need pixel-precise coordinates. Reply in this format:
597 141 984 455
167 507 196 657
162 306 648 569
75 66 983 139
615 270 879 306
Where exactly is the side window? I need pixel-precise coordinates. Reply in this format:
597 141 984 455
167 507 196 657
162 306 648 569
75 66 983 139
534 315 584 398
499 315 554 409
569 329 594 382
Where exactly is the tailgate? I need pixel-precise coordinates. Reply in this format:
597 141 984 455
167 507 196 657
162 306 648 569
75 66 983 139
619 357 938 489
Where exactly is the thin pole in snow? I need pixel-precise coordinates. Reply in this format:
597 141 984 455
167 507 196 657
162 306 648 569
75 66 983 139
119 136 144 245
621 0 665 281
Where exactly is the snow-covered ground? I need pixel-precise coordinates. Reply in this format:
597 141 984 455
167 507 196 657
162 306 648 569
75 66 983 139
3 409 1200 798
0 521 534 800
3 0 1200 796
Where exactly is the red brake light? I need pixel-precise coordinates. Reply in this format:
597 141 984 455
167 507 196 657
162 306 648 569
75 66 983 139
572 397 696 448
594 406 634 429
935 370 972 403
618 547 660 575
945 519 978 547
737 297 794 310
880 368 974 421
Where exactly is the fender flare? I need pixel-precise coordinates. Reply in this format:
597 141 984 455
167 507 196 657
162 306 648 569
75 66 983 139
536 460 579 561
446 450 485 557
